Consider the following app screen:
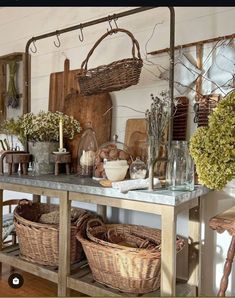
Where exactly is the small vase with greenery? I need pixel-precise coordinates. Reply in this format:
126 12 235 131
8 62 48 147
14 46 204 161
189 89 235 190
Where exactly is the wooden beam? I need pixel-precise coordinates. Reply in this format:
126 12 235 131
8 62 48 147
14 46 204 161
195 44 203 101
0 52 24 63
69 192 164 215
0 182 67 198
148 33 235 55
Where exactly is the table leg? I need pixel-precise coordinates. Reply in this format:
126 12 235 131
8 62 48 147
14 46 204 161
58 193 71 297
161 206 176 296
188 201 201 295
32 194 41 203
0 189 3 274
97 205 107 222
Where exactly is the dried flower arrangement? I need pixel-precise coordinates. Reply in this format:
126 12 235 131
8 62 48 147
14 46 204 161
0 111 81 146
190 89 235 190
145 91 171 190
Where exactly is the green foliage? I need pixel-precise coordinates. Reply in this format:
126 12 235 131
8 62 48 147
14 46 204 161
189 90 235 190
0 111 81 145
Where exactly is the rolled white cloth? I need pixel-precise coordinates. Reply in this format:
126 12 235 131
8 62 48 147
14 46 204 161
112 178 161 193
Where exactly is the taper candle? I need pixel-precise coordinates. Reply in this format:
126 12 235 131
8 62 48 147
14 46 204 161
59 118 63 149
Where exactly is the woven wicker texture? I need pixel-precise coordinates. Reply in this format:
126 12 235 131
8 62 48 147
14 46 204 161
76 28 143 96
77 219 185 294
14 199 92 267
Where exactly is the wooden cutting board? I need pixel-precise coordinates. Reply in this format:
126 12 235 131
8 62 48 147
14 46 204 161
124 118 148 162
48 59 112 173
124 118 168 179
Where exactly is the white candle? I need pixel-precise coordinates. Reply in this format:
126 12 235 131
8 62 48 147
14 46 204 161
59 118 63 149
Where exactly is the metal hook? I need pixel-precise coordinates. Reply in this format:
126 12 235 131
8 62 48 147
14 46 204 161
30 39 37 54
53 33 61 48
113 17 119 29
78 25 84 42
107 17 113 33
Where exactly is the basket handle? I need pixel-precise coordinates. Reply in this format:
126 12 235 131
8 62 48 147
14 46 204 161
107 228 153 249
86 218 104 230
86 218 106 244
18 198 33 206
81 28 142 71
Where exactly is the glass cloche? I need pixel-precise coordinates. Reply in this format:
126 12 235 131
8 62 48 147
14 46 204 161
77 122 98 177
93 134 132 179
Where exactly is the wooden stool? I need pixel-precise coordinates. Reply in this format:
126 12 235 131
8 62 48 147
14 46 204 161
50 153 71 175
209 206 235 296
5 153 32 175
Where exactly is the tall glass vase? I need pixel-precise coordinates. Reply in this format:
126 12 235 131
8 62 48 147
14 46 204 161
166 141 194 191
148 136 160 191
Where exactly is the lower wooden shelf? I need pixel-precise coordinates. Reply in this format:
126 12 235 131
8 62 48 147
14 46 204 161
0 244 195 297
0 244 58 283
68 265 196 297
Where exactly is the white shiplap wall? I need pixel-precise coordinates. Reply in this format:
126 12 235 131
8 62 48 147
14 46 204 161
0 7 235 295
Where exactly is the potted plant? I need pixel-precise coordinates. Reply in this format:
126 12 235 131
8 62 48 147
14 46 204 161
0 111 81 175
189 89 235 190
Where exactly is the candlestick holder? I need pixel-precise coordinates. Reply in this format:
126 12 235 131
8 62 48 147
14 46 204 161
53 148 69 155
50 152 71 175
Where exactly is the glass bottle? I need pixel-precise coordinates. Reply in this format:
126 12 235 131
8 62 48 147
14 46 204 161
166 141 194 191
130 157 147 179
77 122 98 177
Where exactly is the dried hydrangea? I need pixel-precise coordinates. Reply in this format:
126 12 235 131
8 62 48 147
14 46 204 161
0 111 81 145
189 90 235 190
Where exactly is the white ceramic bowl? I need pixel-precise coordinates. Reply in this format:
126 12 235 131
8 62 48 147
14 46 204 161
104 160 128 168
104 164 129 182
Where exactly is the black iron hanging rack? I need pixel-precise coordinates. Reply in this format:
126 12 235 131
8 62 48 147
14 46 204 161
24 7 175 151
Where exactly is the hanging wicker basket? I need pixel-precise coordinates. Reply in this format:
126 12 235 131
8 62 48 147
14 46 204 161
14 199 92 267
76 28 143 96
77 219 185 294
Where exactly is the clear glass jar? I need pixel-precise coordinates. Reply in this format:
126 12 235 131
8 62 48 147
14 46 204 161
166 141 194 191
77 122 98 177
130 157 147 179
93 134 131 179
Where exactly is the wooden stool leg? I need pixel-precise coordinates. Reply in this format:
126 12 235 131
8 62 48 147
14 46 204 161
8 163 12 175
65 163 70 175
55 163 59 176
22 163 27 175
217 236 235 296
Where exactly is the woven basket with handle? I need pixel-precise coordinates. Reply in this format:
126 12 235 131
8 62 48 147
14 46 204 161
77 218 185 294
76 28 143 96
14 199 92 267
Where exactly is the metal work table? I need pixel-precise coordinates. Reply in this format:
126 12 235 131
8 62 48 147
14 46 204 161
0 174 210 297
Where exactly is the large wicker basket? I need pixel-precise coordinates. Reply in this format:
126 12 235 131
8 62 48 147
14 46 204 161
14 199 91 267
76 28 143 96
77 219 185 294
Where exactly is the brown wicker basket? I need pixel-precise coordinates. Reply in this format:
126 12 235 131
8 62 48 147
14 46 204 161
76 28 143 96
77 219 185 294
14 199 92 267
